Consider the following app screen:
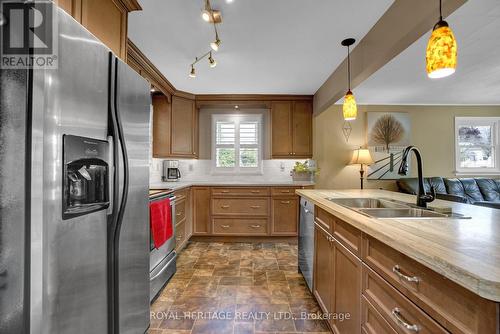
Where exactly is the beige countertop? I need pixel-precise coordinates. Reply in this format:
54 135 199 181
150 180 315 192
296 189 500 302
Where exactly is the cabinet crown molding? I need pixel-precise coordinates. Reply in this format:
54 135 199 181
113 0 142 12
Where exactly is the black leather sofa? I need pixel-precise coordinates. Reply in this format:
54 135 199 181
396 177 500 209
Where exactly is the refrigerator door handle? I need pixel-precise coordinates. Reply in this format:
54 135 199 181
110 57 131 334
107 136 114 215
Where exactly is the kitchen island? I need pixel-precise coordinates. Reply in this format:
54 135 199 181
297 188 499 334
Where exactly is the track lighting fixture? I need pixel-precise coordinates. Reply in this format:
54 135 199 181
208 52 217 68
190 0 225 78
426 0 457 79
341 38 357 121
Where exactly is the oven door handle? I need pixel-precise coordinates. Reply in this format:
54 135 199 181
150 253 176 280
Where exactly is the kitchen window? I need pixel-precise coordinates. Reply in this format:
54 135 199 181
212 114 263 174
455 117 500 174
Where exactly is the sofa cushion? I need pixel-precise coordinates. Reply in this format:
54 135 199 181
475 178 500 202
397 177 445 195
444 178 485 203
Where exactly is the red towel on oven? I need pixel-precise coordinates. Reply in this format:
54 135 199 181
149 198 172 249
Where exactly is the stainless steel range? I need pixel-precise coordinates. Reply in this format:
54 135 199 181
149 192 177 302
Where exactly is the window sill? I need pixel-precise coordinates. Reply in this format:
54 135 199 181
454 171 500 176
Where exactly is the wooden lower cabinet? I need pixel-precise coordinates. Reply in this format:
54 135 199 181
192 187 211 235
313 222 333 314
313 206 500 334
331 239 362 334
271 197 299 235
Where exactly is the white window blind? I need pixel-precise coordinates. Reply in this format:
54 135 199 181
212 115 262 174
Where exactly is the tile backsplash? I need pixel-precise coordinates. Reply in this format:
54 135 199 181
150 158 307 184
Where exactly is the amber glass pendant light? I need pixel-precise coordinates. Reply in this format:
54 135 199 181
341 38 357 121
426 0 457 79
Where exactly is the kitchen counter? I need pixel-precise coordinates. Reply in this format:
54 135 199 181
296 189 500 302
150 180 315 192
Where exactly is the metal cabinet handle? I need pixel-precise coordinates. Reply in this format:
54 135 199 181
221 190 230 193
280 201 291 204
176 212 182 216
221 205 230 209
391 308 420 332
281 190 290 193
221 225 230 228
251 190 260 193
250 205 261 209
250 225 261 228
392 265 420 284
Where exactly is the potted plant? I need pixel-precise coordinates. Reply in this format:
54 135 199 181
290 161 318 181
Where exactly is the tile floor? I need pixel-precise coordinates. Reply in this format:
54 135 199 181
148 241 331 334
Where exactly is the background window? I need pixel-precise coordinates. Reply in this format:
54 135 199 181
455 117 500 174
212 115 262 174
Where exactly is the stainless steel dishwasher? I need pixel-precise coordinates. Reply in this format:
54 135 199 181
298 197 315 292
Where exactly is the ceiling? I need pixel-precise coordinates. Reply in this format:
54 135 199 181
128 0 393 95
354 0 500 105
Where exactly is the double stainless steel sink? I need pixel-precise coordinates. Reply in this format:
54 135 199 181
327 197 466 219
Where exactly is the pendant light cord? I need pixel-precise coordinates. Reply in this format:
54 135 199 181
347 45 351 91
439 0 443 21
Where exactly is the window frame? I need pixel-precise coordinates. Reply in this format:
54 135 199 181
454 116 500 175
211 114 263 175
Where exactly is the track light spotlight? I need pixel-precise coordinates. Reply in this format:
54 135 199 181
189 65 196 78
208 52 217 68
211 38 221 51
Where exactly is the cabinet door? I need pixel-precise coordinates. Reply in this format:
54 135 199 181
80 0 128 59
152 94 171 158
171 96 197 157
331 239 362 334
292 101 313 158
271 101 293 157
192 187 211 235
271 198 298 236
313 224 333 314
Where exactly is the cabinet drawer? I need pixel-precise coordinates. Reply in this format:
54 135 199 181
361 296 398 334
271 187 298 196
363 264 448 334
315 206 333 232
213 218 268 235
212 187 270 197
333 217 362 256
362 236 498 334
212 198 269 216
175 198 186 224
175 220 186 251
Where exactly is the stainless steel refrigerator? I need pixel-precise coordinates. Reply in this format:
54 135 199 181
0 5 151 334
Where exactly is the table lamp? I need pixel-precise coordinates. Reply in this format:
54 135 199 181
349 148 374 189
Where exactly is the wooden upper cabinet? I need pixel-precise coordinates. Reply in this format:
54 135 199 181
271 101 293 157
55 0 142 60
152 94 198 159
152 94 171 158
292 101 313 157
171 96 198 158
271 100 313 158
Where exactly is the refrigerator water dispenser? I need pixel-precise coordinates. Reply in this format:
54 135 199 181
62 135 110 219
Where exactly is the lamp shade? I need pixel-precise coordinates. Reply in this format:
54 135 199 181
343 91 357 121
426 22 457 79
349 148 374 165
